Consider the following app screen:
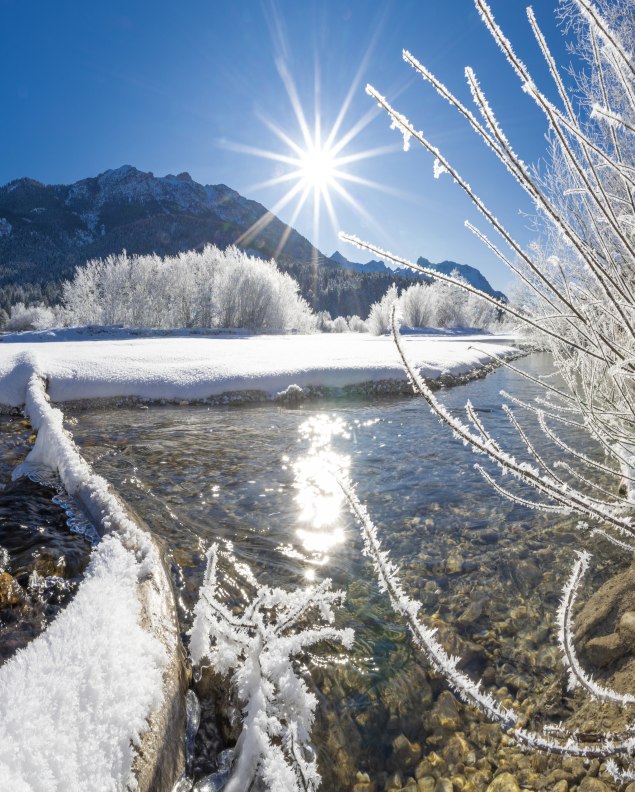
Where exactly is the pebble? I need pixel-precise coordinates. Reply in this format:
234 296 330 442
618 610 635 644
0 571 22 607
578 780 610 792
353 771 375 792
485 772 520 792
392 735 422 771
430 691 462 732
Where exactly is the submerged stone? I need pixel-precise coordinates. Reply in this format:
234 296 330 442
485 772 520 792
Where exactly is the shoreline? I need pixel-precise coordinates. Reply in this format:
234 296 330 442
0 331 522 411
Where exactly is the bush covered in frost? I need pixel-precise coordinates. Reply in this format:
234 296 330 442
6 302 58 331
367 279 502 335
62 245 317 333
341 0 635 781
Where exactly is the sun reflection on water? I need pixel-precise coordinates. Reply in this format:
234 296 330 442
292 415 351 567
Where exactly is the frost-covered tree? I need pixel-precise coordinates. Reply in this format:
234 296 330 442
366 283 398 334
341 0 635 780
61 245 317 333
368 278 501 333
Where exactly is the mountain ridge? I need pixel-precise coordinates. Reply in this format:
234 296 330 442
0 166 505 316
330 250 506 302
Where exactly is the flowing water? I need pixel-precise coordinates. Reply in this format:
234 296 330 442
0 416 95 663
1 354 628 790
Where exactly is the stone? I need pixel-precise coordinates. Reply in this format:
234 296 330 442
401 779 418 792
485 773 520 792
415 753 447 781
446 552 464 575
392 735 422 771
440 734 471 768
385 772 403 791
550 782 568 792
0 571 22 607
417 778 435 792
458 599 485 627
512 559 541 596
430 691 462 732
618 610 635 644
434 780 453 792
353 771 375 792
33 551 65 577
585 630 628 666
561 756 586 783
578 780 609 792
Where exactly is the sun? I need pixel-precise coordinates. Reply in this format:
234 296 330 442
225 49 398 259
298 142 336 190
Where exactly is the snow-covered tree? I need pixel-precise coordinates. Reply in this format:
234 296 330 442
61 245 317 333
366 283 398 334
368 278 501 333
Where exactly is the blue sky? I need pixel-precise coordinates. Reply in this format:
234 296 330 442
1 1 575 290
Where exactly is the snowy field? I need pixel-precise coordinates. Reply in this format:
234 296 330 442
0 328 519 408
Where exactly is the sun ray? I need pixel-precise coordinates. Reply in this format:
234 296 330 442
236 177 308 247
274 183 312 259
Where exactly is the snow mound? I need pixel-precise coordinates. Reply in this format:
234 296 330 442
0 535 166 791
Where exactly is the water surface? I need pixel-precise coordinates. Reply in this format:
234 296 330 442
65 353 627 789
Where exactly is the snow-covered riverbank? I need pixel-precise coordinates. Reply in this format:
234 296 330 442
0 329 519 408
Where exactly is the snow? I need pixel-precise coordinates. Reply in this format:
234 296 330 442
0 374 172 791
0 329 518 408
0 328 518 790
0 535 167 792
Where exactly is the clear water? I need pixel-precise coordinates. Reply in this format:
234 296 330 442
0 416 94 663
61 352 627 789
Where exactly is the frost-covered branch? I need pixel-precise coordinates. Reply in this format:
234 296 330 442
557 551 635 705
189 544 353 792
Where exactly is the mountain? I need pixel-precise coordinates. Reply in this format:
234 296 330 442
330 250 393 275
0 165 505 317
0 165 415 317
330 251 507 302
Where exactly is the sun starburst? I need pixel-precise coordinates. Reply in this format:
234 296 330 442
225 28 400 262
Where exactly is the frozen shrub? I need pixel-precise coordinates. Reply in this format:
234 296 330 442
189 544 353 792
330 316 349 333
347 314 368 333
7 302 57 331
342 0 635 781
366 283 398 335
62 245 317 333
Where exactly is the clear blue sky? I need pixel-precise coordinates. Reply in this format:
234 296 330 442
1 1 575 290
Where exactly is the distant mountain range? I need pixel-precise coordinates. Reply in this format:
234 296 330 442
330 251 506 303
0 165 505 316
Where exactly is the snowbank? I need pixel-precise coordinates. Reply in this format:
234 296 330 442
1 375 185 791
0 535 166 791
0 330 518 408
